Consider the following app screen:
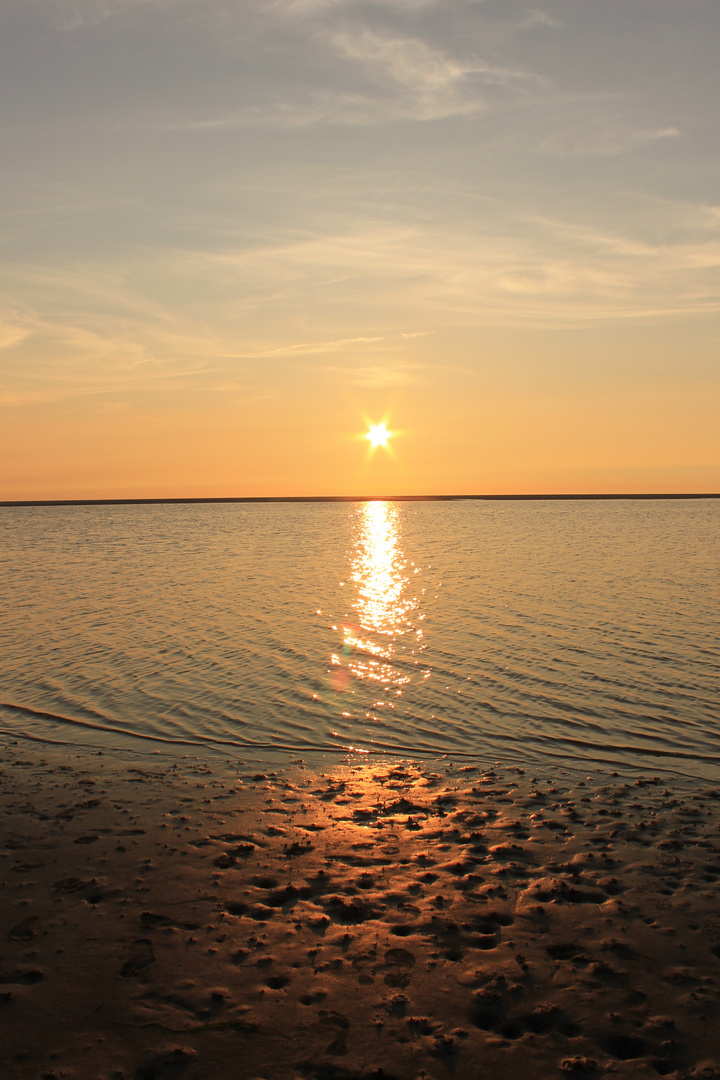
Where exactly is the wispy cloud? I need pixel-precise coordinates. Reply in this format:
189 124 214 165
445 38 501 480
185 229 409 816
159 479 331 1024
0 314 31 350
327 28 538 121
517 9 564 31
44 0 172 31
539 121 681 158
321 361 427 388
264 0 441 14
259 335 384 356
2 188 719 412
164 24 540 130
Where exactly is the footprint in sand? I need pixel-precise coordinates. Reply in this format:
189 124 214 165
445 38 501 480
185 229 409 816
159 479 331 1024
318 1010 350 1055
323 896 380 925
384 993 408 1017
600 1032 648 1061
136 1046 198 1080
225 901 248 916
299 989 329 1006
120 939 156 978
470 987 506 1032
383 947 415 988
251 874 279 889
140 911 200 931
7 916 37 942
213 853 235 869
0 968 44 986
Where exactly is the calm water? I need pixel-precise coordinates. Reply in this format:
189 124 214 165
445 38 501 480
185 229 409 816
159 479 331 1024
0 500 718 777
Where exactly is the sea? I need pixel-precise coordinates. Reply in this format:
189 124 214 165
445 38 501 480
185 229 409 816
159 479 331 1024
1 499 718 778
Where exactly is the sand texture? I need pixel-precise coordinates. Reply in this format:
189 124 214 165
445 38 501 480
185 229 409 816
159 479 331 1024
2 741 720 1080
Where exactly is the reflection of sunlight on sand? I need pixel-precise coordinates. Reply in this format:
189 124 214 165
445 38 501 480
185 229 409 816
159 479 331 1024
5 739 719 1077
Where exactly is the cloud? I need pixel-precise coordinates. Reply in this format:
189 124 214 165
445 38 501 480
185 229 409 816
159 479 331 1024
3 184 720 415
0 317 30 350
264 0 439 14
321 361 427 387
262 335 385 356
164 23 539 130
517 9 564 31
327 28 537 120
539 120 681 158
43 0 172 30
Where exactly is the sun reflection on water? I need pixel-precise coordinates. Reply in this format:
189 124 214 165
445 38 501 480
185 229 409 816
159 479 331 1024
338 501 424 695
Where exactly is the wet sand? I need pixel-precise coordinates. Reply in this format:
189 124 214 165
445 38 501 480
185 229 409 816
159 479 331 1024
2 739 720 1080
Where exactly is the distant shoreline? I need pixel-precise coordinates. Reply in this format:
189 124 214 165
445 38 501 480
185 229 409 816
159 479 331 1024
1 492 719 507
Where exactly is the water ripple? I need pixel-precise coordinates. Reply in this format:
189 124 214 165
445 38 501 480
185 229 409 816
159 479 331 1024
0 500 719 776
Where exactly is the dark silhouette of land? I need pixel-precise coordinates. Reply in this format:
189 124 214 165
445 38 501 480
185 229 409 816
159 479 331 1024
1 493 718 508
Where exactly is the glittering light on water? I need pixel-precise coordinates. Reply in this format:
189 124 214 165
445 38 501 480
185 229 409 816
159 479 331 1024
338 501 424 693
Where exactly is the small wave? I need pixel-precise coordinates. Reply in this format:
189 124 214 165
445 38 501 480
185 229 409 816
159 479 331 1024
3 699 720 776
1 500 719 779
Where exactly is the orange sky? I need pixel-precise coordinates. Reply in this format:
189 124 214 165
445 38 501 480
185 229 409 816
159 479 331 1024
1 1 719 498
3 331 718 498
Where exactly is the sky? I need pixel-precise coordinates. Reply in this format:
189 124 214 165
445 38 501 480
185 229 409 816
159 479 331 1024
1 0 719 498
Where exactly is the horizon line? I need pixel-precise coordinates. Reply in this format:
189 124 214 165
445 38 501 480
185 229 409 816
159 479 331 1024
1 493 719 508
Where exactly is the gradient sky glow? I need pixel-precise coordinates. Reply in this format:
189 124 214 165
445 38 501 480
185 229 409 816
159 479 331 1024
1 0 719 497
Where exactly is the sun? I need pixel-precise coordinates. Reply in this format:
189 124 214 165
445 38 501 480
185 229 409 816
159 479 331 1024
366 423 390 449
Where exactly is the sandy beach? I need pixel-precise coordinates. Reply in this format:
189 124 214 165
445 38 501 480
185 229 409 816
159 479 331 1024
2 739 720 1080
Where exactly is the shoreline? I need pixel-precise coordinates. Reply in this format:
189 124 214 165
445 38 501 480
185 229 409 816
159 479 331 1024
3 715 720 787
2 738 720 1079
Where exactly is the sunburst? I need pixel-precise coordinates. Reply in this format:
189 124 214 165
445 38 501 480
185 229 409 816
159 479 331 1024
366 423 390 449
